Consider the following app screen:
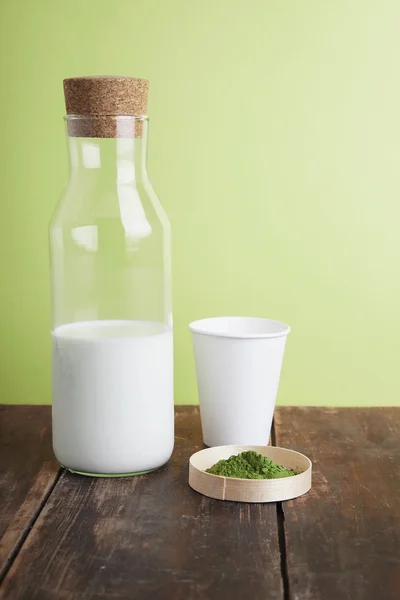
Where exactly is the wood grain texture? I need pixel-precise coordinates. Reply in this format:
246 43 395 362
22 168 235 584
274 406 400 600
0 406 60 581
0 406 283 600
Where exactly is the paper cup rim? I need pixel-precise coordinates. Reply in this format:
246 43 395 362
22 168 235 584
188 316 291 339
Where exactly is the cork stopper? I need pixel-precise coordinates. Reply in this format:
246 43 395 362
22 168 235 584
63 76 149 138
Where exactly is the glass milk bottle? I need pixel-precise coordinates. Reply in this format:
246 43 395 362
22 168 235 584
50 77 173 476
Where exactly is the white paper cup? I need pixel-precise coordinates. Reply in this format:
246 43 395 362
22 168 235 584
189 317 290 447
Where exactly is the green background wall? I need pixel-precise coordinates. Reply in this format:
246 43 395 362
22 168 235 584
1 0 399 406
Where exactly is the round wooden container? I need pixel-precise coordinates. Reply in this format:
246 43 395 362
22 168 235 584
189 445 312 503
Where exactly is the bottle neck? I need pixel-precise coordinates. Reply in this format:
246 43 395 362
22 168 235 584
65 116 149 183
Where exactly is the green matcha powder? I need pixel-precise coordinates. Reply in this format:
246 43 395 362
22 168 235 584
206 450 297 479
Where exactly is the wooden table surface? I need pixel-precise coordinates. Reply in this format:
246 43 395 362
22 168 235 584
0 406 399 600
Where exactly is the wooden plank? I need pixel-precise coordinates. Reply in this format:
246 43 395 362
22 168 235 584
0 406 283 600
0 406 60 581
274 407 400 600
